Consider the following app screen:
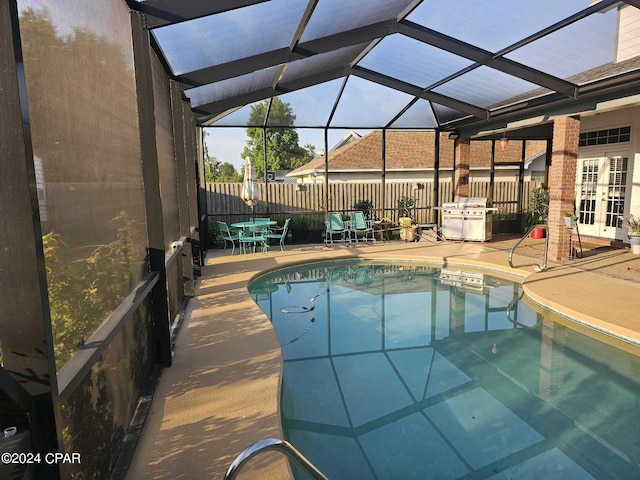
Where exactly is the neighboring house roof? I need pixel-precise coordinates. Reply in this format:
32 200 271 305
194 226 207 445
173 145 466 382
288 130 547 177
331 131 362 151
289 131 450 177
267 169 297 183
313 130 362 158
524 150 547 171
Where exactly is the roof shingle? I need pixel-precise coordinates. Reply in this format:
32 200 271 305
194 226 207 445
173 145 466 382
289 130 546 175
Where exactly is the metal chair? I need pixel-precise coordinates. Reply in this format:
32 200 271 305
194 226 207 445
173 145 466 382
324 212 351 246
239 224 269 254
350 211 376 244
266 218 290 251
217 221 240 255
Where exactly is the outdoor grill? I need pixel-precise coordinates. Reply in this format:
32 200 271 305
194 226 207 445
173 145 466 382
439 197 496 242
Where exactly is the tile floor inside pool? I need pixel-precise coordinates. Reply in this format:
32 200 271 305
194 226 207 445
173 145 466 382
253 262 640 479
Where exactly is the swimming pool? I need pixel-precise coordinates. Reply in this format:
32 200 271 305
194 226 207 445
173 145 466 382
249 260 640 479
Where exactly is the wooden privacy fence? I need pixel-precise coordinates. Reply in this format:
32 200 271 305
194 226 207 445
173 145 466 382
207 181 538 227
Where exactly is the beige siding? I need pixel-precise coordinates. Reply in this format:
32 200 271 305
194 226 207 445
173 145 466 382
617 6 640 62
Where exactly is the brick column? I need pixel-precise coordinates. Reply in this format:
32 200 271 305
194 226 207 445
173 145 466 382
548 117 580 261
454 138 470 200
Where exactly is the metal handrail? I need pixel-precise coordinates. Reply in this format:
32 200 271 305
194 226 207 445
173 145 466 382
505 290 541 329
508 224 549 272
224 438 329 480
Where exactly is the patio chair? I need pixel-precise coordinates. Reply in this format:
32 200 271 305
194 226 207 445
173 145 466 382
239 223 269 254
350 211 376 244
266 218 291 251
217 220 240 255
325 212 351 246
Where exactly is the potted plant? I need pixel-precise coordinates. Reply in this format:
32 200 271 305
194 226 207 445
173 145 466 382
307 213 325 243
522 187 549 238
397 196 416 221
562 211 577 227
289 214 311 243
626 214 640 254
353 200 374 220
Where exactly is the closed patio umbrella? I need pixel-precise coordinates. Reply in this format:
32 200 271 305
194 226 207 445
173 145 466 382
241 157 259 220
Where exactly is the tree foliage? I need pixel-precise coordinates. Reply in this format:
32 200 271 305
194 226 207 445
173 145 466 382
43 212 143 369
241 98 313 178
203 131 241 182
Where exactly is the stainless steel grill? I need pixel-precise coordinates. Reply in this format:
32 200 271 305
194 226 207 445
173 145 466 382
439 197 496 242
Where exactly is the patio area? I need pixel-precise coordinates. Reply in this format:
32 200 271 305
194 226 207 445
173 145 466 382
124 236 640 479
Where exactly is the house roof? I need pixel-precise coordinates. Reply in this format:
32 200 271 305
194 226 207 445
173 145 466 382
288 130 546 176
330 131 362 151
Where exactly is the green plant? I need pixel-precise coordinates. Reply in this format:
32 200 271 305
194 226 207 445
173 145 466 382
270 213 288 226
44 211 145 368
562 211 577 220
290 214 311 230
397 196 416 219
353 200 374 220
207 216 219 246
626 214 640 237
522 187 549 233
307 213 325 230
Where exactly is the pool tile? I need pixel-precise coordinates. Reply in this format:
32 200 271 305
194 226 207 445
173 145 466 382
359 412 469 479
333 353 414 426
282 359 350 426
486 447 595 479
386 349 471 401
386 347 434 400
425 351 472 399
383 293 433 348
287 429 375 479
425 387 544 469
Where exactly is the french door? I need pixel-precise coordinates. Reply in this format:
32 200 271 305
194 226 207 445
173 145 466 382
577 153 631 239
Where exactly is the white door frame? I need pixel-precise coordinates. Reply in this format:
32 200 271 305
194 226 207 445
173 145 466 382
576 150 632 239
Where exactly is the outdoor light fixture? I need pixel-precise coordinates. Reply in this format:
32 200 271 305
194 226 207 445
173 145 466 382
499 134 509 151
448 131 459 140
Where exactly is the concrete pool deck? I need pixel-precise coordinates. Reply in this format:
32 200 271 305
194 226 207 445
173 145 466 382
125 237 640 479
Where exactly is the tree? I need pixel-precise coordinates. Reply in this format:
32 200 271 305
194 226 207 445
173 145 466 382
241 98 313 178
303 143 316 160
219 162 237 179
203 131 219 182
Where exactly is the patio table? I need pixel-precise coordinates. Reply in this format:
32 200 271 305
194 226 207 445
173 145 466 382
231 220 277 229
232 220 277 253
372 219 395 241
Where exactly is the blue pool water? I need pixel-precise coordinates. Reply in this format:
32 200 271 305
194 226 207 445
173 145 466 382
249 260 640 479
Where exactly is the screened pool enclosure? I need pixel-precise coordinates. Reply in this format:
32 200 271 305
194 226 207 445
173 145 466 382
2 0 640 477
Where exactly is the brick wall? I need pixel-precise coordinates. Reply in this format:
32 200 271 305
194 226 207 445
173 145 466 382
548 117 580 260
454 138 470 201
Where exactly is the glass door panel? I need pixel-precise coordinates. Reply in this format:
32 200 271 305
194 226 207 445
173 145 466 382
577 154 630 239
578 159 598 229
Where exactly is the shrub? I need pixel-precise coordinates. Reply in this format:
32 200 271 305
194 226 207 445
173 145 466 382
397 196 416 220
522 187 549 233
353 200 374 220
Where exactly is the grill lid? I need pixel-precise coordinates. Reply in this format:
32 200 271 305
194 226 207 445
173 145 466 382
441 197 490 209
458 197 489 208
